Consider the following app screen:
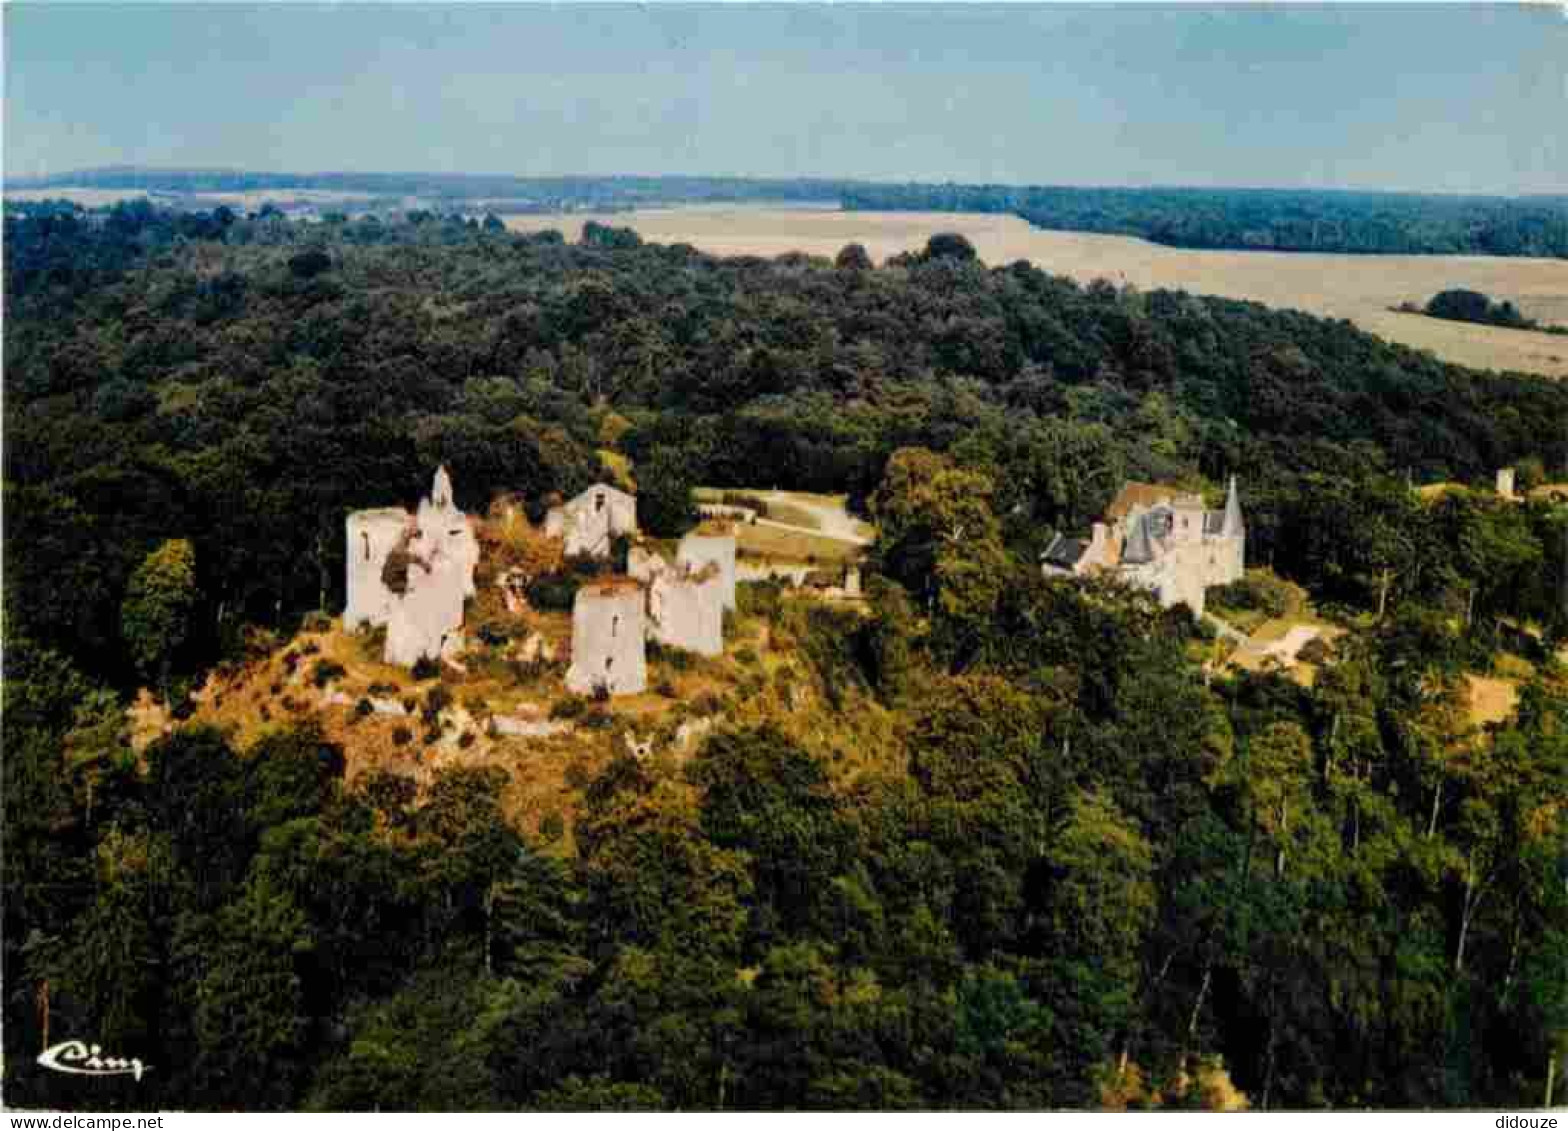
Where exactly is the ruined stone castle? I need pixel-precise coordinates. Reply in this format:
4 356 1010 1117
345 473 739 694
345 467 481 666
1042 478 1245 617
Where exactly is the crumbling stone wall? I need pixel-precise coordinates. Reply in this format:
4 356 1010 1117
344 466 477 667
566 582 647 696
648 565 724 656
345 508 415 630
385 546 467 666
677 531 737 611
627 543 672 584
546 483 638 558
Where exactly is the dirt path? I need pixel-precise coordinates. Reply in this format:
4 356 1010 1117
756 491 874 546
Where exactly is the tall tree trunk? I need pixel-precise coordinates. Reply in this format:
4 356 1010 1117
1186 964 1212 1057
1428 778 1443 839
1502 905 1523 1002
1454 864 1489 975
1276 797 1288 878
1261 985 1279 1111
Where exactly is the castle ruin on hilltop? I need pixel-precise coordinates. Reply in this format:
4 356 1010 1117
1042 478 1245 617
346 474 739 694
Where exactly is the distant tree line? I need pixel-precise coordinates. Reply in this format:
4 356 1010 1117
7 167 865 210
842 184 1568 258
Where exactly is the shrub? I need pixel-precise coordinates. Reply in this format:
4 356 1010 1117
356 625 388 662
302 611 332 633
402 697 417 714
540 811 565 842
368 681 396 697
655 677 679 698
648 639 694 670
551 693 589 720
423 684 453 723
735 646 759 666
355 697 374 717
458 731 476 749
239 624 282 662
580 706 615 730
411 656 441 681
737 579 785 622
1210 574 1291 618
528 572 582 612
311 659 347 688
1298 636 1335 665
392 726 412 746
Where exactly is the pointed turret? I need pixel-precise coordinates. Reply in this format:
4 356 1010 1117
1221 476 1244 537
431 465 455 512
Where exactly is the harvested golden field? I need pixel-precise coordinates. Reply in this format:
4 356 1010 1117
506 206 1568 378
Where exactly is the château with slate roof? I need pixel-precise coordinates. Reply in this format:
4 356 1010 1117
1041 478 1245 617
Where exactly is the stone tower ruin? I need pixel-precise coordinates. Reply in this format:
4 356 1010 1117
343 466 479 667
566 580 647 696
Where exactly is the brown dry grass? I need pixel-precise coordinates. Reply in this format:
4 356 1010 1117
166 595 889 844
1467 674 1521 727
506 207 1568 377
735 522 862 564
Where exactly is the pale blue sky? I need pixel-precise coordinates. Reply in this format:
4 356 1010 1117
4 3 1565 193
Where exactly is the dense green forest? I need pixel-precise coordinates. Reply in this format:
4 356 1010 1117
4 201 1567 1110
843 184 1568 258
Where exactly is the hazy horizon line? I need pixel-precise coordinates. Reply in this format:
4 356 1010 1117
10 164 1565 202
